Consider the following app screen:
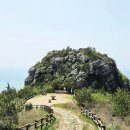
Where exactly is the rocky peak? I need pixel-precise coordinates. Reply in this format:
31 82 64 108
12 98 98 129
25 47 130 92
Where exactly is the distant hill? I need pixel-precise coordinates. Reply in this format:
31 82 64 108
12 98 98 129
25 47 130 92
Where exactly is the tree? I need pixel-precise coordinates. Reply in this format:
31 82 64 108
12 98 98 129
51 78 62 90
18 86 34 99
0 84 18 129
64 77 75 93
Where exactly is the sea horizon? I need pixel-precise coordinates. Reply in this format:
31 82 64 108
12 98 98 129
0 68 28 92
0 68 130 92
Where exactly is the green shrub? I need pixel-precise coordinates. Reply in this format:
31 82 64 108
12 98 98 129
43 85 54 93
25 103 33 111
32 86 41 95
18 86 33 99
91 90 112 103
77 63 90 71
112 88 130 117
74 88 93 106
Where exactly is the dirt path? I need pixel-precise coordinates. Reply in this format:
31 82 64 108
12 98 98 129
26 94 96 130
52 107 83 130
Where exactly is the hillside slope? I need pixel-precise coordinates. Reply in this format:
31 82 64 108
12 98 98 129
25 47 130 92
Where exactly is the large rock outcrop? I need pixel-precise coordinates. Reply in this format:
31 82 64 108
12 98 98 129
25 47 130 92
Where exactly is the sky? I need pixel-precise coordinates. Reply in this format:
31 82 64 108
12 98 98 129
0 0 130 91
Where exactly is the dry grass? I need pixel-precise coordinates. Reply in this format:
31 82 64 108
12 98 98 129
90 102 130 130
83 91 130 130
17 109 48 127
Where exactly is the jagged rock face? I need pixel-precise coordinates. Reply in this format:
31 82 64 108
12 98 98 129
25 47 130 92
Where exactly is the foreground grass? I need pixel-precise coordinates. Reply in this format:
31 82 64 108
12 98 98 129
17 109 48 127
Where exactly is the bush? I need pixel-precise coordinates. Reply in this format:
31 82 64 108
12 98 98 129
74 88 93 106
25 103 33 111
112 88 130 117
18 86 33 99
32 86 41 95
43 84 54 93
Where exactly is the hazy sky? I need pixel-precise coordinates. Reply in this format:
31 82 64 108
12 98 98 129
0 0 130 90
